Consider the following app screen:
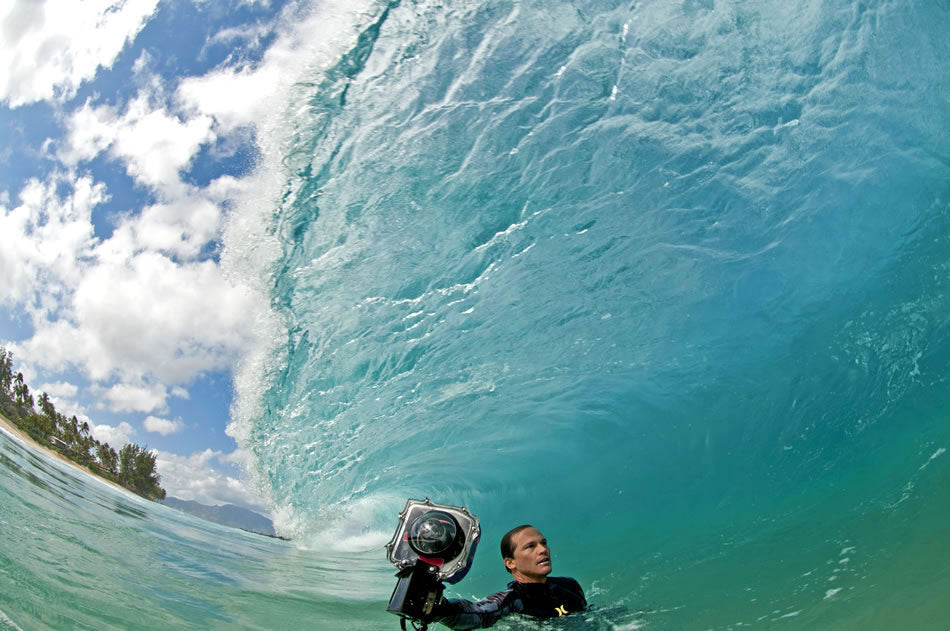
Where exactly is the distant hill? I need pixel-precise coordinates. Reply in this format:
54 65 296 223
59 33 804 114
160 496 277 537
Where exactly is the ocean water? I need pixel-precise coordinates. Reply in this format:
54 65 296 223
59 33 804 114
4 0 950 628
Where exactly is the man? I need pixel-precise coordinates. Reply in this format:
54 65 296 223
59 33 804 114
429 524 587 629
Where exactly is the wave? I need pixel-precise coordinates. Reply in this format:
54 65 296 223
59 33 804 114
221 0 950 624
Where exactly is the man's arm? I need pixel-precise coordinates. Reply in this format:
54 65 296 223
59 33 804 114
429 589 517 630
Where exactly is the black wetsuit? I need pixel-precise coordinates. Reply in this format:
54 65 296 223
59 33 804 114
431 577 587 629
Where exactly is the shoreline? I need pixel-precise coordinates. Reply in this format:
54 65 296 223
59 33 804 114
0 412 134 496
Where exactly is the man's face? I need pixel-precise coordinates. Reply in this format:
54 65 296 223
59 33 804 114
504 527 552 583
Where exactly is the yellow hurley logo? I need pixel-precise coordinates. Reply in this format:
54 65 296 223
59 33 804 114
555 605 568 616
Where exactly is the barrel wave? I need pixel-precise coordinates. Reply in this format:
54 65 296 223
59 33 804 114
2 0 947 629
221 0 950 627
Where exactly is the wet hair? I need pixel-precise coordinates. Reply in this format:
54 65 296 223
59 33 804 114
500 524 534 573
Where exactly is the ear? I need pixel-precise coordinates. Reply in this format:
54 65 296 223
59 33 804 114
504 557 516 572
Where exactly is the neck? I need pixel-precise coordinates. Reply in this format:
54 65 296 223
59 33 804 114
512 571 547 584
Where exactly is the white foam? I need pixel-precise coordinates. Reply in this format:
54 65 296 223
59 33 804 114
773 119 800 134
285 491 407 553
472 218 529 252
0 608 24 631
222 0 386 520
824 588 842 599
919 447 946 470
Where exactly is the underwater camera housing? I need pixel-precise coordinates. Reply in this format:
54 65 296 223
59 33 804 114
385 499 480 629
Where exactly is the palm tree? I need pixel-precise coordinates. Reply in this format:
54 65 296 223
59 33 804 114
38 392 56 420
13 373 33 410
65 416 80 446
53 413 67 439
33 411 56 437
0 348 14 399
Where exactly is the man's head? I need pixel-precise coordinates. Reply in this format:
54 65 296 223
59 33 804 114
500 525 552 583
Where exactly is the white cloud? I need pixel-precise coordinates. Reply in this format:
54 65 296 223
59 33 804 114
132 49 153 75
0 0 160 107
4 166 267 416
0 173 102 312
73 252 260 380
95 381 168 414
91 421 135 448
38 381 79 399
127 195 222 258
205 21 272 52
56 100 119 166
60 93 215 197
177 63 282 134
217 447 249 465
155 448 268 512
113 100 215 195
144 415 184 436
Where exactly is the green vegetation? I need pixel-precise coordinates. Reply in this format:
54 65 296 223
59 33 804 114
0 347 166 500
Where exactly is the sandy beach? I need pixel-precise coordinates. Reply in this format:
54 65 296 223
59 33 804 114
0 412 133 495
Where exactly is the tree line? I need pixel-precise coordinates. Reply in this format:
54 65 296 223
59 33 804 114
0 347 166 500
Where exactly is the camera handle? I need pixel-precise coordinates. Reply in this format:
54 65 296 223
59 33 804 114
399 616 428 631
388 562 446 630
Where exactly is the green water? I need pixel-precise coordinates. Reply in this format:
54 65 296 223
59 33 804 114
0 429 389 630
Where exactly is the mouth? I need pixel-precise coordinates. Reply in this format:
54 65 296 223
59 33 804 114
537 558 551 567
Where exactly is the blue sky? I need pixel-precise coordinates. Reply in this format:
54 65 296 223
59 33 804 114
0 0 377 512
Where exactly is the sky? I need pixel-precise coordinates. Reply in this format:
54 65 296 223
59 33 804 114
0 0 373 513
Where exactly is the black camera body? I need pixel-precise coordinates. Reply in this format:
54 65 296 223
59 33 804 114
386 561 446 621
385 499 480 628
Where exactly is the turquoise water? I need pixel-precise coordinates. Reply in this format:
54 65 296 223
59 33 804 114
5 0 950 628
0 430 384 630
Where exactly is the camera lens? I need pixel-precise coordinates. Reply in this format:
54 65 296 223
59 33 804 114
407 511 462 557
